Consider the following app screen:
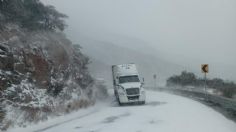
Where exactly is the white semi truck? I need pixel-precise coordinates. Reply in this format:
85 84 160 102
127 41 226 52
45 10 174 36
112 64 146 105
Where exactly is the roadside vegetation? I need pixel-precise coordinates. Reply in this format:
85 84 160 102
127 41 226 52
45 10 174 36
0 0 108 130
0 0 67 31
167 71 236 98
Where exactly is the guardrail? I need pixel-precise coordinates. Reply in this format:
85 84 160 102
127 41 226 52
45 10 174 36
146 87 236 120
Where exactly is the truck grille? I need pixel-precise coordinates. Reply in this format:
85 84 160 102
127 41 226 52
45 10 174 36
128 96 139 100
126 88 139 95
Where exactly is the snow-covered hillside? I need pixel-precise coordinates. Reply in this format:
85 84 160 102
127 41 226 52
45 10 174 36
8 90 236 132
0 23 105 130
0 1 107 130
77 38 184 87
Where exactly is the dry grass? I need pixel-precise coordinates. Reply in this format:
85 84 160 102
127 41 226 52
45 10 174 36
65 99 94 113
1 120 13 131
0 99 95 131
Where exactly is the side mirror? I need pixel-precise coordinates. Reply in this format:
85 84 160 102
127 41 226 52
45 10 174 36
141 78 145 86
141 82 144 86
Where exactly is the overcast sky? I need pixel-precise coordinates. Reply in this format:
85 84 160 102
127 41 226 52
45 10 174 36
43 0 236 80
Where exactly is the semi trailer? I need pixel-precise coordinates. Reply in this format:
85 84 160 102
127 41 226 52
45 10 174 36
112 63 145 105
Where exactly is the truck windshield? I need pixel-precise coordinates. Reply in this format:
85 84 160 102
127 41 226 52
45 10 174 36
119 75 140 83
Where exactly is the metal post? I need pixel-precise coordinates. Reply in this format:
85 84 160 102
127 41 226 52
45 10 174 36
204 73 207 101
153 74 157 88
154 78 157 88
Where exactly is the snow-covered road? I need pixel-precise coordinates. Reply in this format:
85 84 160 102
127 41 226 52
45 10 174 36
9 91 236 132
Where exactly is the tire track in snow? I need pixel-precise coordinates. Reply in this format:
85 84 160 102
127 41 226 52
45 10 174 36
33 110 99 132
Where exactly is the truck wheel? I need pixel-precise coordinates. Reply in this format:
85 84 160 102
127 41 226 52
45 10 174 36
118 98 124 106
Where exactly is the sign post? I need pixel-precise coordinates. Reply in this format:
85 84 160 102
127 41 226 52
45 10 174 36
153 74 157 88
201 64 209 100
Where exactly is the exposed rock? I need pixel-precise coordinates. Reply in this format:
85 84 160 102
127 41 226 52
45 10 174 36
0 24 105 130
14 63 26 74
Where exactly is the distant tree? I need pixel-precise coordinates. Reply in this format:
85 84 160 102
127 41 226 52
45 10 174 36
167 75 180 86
0 0 67 31
208 78 224 89
221 82 236 98
166 71 236 98
42 5 67 31
167 71 196 86
72 45 93 88
0 0 27 22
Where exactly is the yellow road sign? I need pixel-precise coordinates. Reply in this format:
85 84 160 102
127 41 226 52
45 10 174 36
201 64 209 73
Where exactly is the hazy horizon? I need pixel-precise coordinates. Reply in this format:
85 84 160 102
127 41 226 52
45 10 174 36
43 0 236 81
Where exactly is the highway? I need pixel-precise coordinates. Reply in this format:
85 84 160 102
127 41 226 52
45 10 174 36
9 90 236 132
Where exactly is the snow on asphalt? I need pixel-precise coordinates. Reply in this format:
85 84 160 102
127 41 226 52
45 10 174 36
9 91 236 132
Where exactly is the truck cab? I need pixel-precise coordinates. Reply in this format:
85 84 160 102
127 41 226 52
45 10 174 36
112 64 146 105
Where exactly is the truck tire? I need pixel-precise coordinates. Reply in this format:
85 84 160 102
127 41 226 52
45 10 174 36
118 98 124 106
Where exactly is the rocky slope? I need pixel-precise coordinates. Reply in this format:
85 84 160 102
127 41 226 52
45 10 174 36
0 24 106 130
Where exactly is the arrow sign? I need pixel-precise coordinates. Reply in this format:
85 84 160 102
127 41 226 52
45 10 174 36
201 64 209 73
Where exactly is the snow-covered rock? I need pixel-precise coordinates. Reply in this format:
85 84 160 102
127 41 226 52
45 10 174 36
0 24 105 130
